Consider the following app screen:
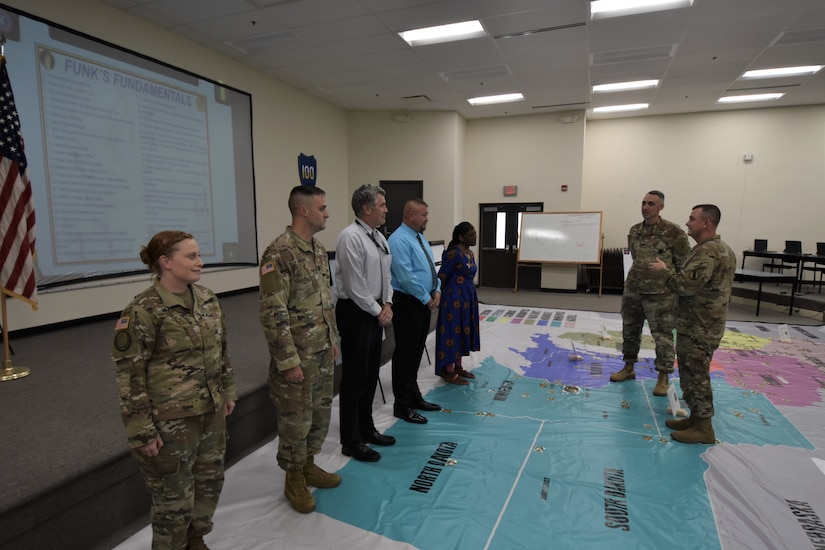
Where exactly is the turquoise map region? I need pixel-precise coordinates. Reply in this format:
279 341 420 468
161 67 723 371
314 358 811 549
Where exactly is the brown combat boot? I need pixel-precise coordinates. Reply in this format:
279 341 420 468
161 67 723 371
303 455 341 488
186 538 210 550
652 372 669 396
284 470 316 513
665 415 694 430
609 362 636 382
671 417 716 444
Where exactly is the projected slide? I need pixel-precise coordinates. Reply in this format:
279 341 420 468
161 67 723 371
2 7 257 287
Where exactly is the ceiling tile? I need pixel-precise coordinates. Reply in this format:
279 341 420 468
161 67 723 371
99 0 825 119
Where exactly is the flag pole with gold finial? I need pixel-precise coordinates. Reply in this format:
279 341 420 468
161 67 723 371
0 31 31 382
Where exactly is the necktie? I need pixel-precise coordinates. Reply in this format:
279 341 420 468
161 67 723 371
417 233 438 292
370 231 388 303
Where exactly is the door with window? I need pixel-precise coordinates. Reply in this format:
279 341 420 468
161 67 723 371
478 202 543 288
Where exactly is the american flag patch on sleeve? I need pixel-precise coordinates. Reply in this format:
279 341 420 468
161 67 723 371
115 316 130 331
261 262 276 275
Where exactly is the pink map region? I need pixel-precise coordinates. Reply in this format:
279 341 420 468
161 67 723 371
711 345 824 407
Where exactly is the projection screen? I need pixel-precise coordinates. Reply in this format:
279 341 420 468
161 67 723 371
1 5 258 289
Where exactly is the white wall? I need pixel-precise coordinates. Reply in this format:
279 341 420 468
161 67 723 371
346 111 588 289
582 106 825 265
464 112 586 220
5 0 350 329
464 112 587 288
346 110 464 243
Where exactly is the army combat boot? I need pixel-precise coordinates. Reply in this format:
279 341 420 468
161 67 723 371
652 371 669 396
671 417 716 444
665 415 694 430
609 362 636 382
303 455 341 488
285 469 316 513
186 538 210 550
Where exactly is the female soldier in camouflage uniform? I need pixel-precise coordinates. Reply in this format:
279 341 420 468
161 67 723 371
112 231 237 550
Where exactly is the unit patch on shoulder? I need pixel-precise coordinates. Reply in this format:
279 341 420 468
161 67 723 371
114 330 133 352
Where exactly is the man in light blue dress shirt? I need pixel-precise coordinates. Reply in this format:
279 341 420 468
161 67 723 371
387 199 442 424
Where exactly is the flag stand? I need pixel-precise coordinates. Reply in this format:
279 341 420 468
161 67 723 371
0 33 35 380
0 293 30 381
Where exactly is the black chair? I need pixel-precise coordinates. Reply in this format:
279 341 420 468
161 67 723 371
763 240 801 274
801 242 825 293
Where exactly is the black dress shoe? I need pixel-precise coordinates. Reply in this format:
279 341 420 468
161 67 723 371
394 407 428 424
342 443 381 462
414 400 441 412
364 431 396 446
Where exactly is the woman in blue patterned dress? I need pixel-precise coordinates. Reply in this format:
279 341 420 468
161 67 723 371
435 222 481 385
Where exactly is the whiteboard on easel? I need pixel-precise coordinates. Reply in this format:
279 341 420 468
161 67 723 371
517 211 603 264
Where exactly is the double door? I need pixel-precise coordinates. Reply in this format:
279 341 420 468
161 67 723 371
478 202 543 288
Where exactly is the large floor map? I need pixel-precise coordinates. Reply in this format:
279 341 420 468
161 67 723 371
117 305 825 550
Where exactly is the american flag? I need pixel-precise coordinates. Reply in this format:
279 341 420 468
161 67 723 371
0 56 37 309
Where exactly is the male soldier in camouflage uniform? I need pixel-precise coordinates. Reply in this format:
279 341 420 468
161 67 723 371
259 185 341 513
650 204 736 444
610 191 690 396
113 231 237 550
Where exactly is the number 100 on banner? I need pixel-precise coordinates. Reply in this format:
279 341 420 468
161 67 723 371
298 153 317 186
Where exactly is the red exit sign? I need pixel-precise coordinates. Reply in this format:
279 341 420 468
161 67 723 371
503 185 518 196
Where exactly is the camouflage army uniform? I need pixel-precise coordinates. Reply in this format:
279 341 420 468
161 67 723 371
662 235 736 418
112 279 237 550
259 226 338 472
622 218 691 372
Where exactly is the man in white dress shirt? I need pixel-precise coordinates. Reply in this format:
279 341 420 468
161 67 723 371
334 184 395 462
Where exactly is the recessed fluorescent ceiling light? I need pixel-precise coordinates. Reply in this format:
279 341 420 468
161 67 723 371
591 0 694 19
248 0 301 6
399 20 486 47
593 79 659 93
592 103 649 113
741 65 823 79
718 93 784 104
467 93 524 106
